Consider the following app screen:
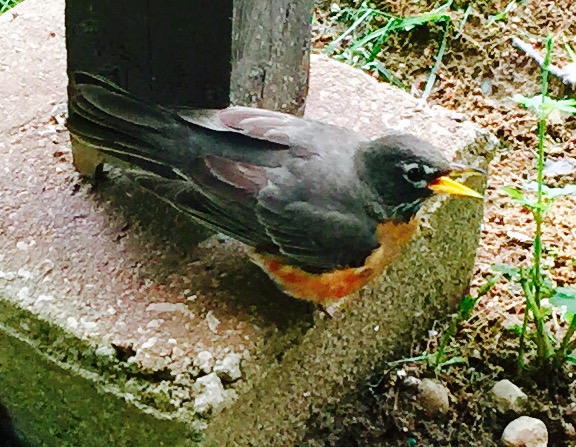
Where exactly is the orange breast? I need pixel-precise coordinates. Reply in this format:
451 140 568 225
252 219 418 304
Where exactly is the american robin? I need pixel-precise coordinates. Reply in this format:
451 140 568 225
67 73 485 304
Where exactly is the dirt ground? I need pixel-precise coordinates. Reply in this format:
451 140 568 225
303 0 576 446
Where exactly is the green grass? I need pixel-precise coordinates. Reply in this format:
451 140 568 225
361 34 576 379
324 0 456 94
0 0 22 14
424 36 576 378
498 36 576 376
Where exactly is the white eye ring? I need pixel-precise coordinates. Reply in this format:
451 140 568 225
401 163 427 188
405 166 421 182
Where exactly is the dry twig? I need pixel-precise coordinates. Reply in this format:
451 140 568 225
512 36 576 86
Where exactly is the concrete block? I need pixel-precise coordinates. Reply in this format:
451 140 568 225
0 0 497 445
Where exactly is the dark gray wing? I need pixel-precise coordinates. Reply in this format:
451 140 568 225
129 157 379 273
68 72 378 272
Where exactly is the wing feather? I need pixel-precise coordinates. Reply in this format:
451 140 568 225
68 72 378 272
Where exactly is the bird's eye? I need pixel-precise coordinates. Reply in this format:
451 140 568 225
405 166 423 183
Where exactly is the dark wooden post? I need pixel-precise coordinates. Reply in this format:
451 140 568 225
231 1 313 114
66 0 314 175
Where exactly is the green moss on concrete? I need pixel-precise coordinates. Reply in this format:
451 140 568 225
0 298 206 446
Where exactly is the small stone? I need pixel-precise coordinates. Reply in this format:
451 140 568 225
214 353 242 382
506 230 532 245
35 294 53 304
502 314 523 331
66 317 79 329
194 350 214 374
491 379 527 413
0 271 16 281
80 318 98 330
403 376 421 388
544 157 576 177
146 302 189 313
418 378 450 417
95 343 116 357
140 337 157 350
171 346 185 358
193 372 226 416
205 311 220 334
221 388 239 409
396 369 407 378
17 287 30 301
480 77 493 96
501 416 548 447
564 421 576 439
146 319 162 329
17 268 33 280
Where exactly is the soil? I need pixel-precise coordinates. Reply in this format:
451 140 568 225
304 0 576 446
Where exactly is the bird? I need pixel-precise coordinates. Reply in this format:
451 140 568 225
66 72 485 305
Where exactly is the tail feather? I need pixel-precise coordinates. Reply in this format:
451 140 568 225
70 89 162 164
75 83 170 134
67 72 192 178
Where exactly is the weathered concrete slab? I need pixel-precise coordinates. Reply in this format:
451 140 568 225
0 0 497 446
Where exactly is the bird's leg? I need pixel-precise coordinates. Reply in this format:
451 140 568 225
70 137 105 181
320 299 348 319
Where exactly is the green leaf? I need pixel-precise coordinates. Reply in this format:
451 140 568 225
347 2 451 53
564 39 576 63
525 182 576 198
395 5 451 31
487 0 517 24
501 185 525 201
492 263 520 279
363 59 406 89
436 355 468 368
549 98 576 114
501 185 542 210
349 19 393 51
513 94 576 119
550 287 576 315
507 324 524 335
459 295 478 319
566 354 576 365
512 94 544 116
324 9 374 54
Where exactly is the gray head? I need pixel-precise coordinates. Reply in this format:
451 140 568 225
355 133 483 219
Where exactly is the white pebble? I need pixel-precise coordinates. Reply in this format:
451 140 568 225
140 337 157 350
491 379 527 413
193 373 225 416
205 311 220 334
418 378 450 417
194 350 215 374
502 416 548 447
214 353 242 382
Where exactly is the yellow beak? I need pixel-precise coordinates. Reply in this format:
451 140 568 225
428 176 483 198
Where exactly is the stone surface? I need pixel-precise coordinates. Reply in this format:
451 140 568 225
418 379 451 418
491 379 528 413
501 416 548 447
0 0 496 445
193 373 226 416
0 0 66 133
193 351 215 375
214 353 243 382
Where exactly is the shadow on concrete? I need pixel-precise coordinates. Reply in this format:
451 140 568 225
0 402 26 447
88 168 316 342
